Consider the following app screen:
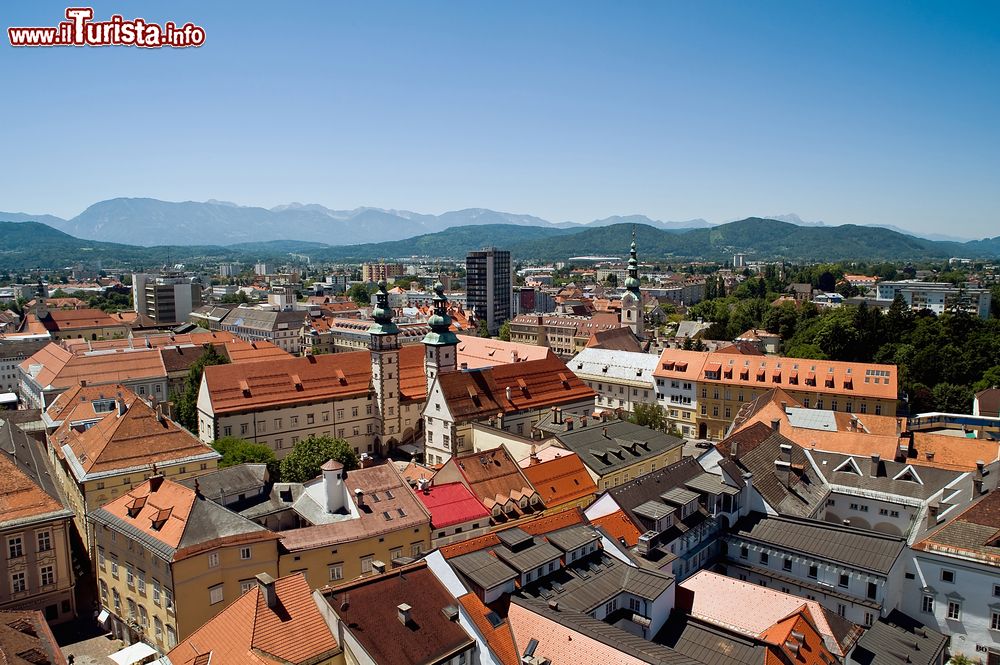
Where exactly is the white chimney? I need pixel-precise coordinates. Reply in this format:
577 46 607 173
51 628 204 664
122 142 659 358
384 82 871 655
257 573 276 608
322 459 346 514
397 603 412 625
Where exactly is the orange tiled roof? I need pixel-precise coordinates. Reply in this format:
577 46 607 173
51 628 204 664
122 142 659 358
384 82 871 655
21 343 166 391
446 447 540 517
0 446 66 525
590 509 642 548
438 507 587 558
454 335 555 369
758 606 834 665
654 348 897 400
99 477 196 549
458 593 519 665
45 382 131 424
54 393 217 476
60 330 240 353
520 453 597 509
167 573 339 665
436 355 595 422
31 308 123 332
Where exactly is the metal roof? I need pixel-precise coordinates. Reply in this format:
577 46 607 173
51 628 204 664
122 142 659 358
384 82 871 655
494 540 563 574
450 550 519 589
546 524 601 553
633 500 675 521
660 488 699 506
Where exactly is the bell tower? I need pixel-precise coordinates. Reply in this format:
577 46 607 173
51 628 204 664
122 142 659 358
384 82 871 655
422 281 459 394
369 280 400 451
622 229 644 339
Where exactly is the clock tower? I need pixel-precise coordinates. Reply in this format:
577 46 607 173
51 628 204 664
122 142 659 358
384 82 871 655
369 280 400 453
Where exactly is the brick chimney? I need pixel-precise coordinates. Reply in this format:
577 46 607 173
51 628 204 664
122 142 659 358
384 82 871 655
148 474 164 493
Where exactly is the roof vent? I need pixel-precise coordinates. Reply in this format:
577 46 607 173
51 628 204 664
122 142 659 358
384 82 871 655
442 605 460 622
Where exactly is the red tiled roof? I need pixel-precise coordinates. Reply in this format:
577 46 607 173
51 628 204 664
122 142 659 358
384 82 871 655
458 593 519 665
520 453 597 509
31 308 122 332
590 509 642 548
21 343 166 391
415 482 490 529
446 447 540 517
167 573 339 665
0 447 66 526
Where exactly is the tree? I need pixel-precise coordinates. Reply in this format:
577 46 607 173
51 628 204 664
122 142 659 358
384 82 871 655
213 436 279 478
477 320 491 338
932 383 973 414
604 273 618 287
172 345 229 433
348 283 372 305
498 320 511 341
629 403 667 431
279 435 359 483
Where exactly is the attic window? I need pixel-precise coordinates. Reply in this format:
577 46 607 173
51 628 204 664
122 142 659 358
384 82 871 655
833 458 863 475
335 369 347 385
239 380 251 397
893 466 924 485
150 507 172 531
602 366 609 373
291 373 303 390
126 496 147 518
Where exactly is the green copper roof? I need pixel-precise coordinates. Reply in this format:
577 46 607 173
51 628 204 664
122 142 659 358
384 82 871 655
369 279 400 335
625 232 641 294
422 281 458 346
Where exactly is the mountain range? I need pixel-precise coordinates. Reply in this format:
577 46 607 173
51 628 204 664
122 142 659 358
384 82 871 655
0 197 978 247
2 217 999 272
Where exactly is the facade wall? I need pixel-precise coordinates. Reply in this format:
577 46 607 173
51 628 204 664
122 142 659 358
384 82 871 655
579 375 657 414
278 523 431 590
0 516 76 624
654 376 698 437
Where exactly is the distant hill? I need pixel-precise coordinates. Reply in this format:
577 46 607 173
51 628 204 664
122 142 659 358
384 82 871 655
584 214 713 232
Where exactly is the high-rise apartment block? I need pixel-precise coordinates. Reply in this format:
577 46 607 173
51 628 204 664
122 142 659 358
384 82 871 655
466 248 511 335
132 272 203 325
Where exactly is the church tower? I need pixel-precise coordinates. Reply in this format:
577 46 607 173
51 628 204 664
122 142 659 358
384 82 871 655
422 281 459 394
369 280 400 452
622 230 644 339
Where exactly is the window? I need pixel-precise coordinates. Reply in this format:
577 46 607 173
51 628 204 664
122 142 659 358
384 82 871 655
240 580 255 594
37 531 51 552
154 617 163 643
153 580 161 606
994 584 1000 598
604 599 618 615
329 564 343 581
100 580 109 603
740 546 748 560
759 552 768 565
947 600 961 621
867 582 877 600
240 546 251 560
126 564 135 587
361 555 373 574
165 588 174 612
111 558 119 579
240 423 249 435
307 413 314 424
991 610 1000 631
137 571 146 595
167 625 177 649
139 605 149 628
837 603 846 617
127 599 137 620
864 612 875 627
921 595 934 613
808 565 818 579
208 552 219 568
8 536 23 559
113 589 122 613
629 597 642 612
10 572 26 593
940 569 955 583
210 584 224 605
783 558 792 572
839 573 849 588
411 542 423 557
390 547 403 561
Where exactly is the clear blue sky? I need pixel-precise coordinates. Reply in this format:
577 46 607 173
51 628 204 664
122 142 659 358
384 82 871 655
2 1 998 237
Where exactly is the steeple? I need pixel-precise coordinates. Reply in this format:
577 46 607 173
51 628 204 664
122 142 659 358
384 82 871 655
369 280 399 339
625 227 641 297
422 281 459 394
369 280 400 455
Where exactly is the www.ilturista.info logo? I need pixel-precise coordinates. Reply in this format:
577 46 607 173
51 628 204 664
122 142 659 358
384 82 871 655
8 7 205 48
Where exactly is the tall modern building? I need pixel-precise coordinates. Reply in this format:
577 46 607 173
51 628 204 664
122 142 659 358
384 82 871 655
132 272 203 325
466 248 511 335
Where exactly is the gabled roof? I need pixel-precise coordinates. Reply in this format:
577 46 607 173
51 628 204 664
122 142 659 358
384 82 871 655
54 393 218 479
454 335 555 368
439 507 587 559
569 347 659 385
603 457 706 528
20 343 166 392
913 489 1000 565
457 592 519 665
718 422 830 518
537 416 684 477
590 509 643 548
436 356 595 422
32 307 122 332
0 419 71 528
167 573 339 665
90 477 275 560
731 513 906 575
585 326 643 352
445 446 541 517
415 481 491 529
975 387 1000 417
325 563 474 665
849 609 946 665
520 452 598 509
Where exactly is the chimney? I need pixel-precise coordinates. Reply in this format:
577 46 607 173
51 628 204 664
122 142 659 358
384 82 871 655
257 573 277 609
397 603 412 626
779 401 787 411
556 408 563 425
80 379 87 388
581 415 588 427
354 487 365 508
506 386 513 402
372 560 386 574
117 400 128 417
927 504 939 528
732 439 739 459
460 362 468 370
870 453 880 477
896 418 902 438
565 417 574 431
148 474 164 493
529 445 540 466
323 460 345 514
770 419 781 432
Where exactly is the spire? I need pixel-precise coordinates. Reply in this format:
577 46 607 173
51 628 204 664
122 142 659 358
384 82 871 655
422 281 459 346
368 280 399 336
625 227 640 295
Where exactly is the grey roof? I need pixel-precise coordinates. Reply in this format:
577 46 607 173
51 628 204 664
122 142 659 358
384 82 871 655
655 614 767 665
178 463 269 503
221 306 304 332
786 407 838 432
604 457 706 530
633 500 675 521
850 610 947 665
808 450 961 500
725 423 830 517
539 417 684 477
731 514 906 575
0 339 48 360
660 487 699 506
519 550 674 613
496 526 533 549
494 539 562 573
545 524 600 553
450 550 519 589
569 348 659 387
511 597 696 665
238 482 303 520
684 473 740 497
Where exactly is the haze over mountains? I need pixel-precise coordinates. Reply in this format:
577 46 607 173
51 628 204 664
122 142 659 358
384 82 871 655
0 197 976 247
